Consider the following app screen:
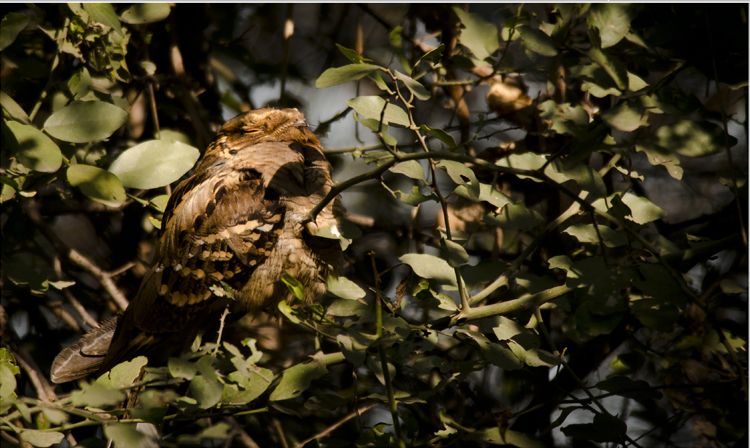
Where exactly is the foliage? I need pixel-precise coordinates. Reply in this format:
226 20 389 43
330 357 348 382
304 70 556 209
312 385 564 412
1 3 747 447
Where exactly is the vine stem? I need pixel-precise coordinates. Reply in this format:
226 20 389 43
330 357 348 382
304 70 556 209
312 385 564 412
369 253 405 447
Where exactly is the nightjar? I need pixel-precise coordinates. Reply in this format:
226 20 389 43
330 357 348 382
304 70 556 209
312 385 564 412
51 108 344 383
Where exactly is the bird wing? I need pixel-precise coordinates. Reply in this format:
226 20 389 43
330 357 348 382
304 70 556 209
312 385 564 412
101 141 308 370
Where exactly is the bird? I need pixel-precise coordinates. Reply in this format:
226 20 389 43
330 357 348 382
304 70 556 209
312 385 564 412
51 108 344 384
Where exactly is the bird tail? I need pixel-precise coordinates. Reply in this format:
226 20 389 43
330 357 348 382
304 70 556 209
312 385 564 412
50 317 118 384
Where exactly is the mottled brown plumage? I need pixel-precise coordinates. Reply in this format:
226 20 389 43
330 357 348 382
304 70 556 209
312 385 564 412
51 108 343 384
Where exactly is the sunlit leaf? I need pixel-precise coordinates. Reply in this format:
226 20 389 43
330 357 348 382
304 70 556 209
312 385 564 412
394 71 430 100
619 192 663 224
635 144 683 180
656 120 732 157
563 223 628 247
98 356 148 389
71 381 125 407
269 358 327 401
453 7 499 60
602 101 649 132
67 164 127 207
0 91 30 123
315 64 381 88
390 160 425 180
326 275 366 300
20 430 64 448
0 12 31 51
108 139 200 189
519 26 558 56
3 120 62 172
82 3 122 34
43 101 128 143
120 3 171 24
347 96 410 127
400 253 457 286
588 4 632 48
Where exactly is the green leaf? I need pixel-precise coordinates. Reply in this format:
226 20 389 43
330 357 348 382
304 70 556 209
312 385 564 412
108 139 200 189
656 120 731 157
563 223 627 247
438 160 479 197
168 357 198 380
326 275 366 300
0 353 18 404
20 430 64 448
269 358 327 401
493 317 524 341
490 202 544 230
399 253 457 286
508 341 561 368
120 3 171 24
589 48 628 90
0 12 31 52
537 100 589 136
335 43 367 64
596 375 662 401
455 182 511 209
519 26 558 57
455 328 522 369
441 239 469 267
619 192 663 224
189 374 223 409
415 44 444 67
347 96 410 127
104 424 153 448
561 413 627 443
43 101 128 143
421 124 456 148
394 71 430 100
281 273 305 301
453 7 499 60
97 356 148 389
1 91 30 123
3 121 62 172
635 144 683 180
545 160 607 199
67 164 127 207
602 101 648 132
71 381 125 407
326 298 369 317
82 3 122 34
588 4 632 48
390 160 425 180
315 64 381 88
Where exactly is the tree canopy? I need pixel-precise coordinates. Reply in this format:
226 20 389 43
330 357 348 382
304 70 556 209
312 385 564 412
1 3 747 447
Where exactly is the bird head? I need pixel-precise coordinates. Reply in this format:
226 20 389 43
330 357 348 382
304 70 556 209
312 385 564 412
218 108 313 145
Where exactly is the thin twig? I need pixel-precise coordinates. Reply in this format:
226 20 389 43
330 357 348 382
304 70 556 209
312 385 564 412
67 250 129 311
271 417 290 448
295 403 377 448
14 348 57 402
213 306 231 356
25 201 130 310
